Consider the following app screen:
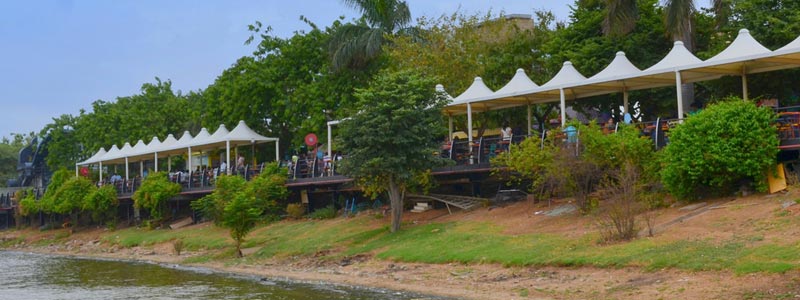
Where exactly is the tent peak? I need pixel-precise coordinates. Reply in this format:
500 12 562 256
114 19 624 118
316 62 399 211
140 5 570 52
435 84 445 91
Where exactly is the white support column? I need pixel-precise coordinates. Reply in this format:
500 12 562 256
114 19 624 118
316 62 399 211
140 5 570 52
559 88 566 128
274 140 279 162
448 115 453 140
466 103 473 165
75 164 78 177
124 157 129 181
154 153 158 172
187 146 192 175
676 71 685 120
167 156 172 172
226 140 231 175
139 161 143 177
467 103 473 145
327 123 333 157
99 162 103 182
527 104 532 136
742 65 749 101
623 88 629 115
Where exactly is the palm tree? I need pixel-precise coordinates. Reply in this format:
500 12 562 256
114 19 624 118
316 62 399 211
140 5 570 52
329 0 411 71
602 0 726 112
603 0 726 45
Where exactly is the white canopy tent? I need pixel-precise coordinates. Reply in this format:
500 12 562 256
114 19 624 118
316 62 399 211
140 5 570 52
76 120 280 180
442 28 800 137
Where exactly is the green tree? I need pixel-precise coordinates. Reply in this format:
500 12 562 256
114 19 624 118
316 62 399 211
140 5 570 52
191 175 247 225
39 168 72 214
661 98 778 200
52 176 95 228
330 0 411 71
132 172 181 222
41 114 82 170
338 69 450 232
222 192 262 258
83 184 119 226
240 162 288 214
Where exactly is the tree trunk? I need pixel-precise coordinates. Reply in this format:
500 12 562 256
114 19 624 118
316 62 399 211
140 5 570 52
388 180 403 233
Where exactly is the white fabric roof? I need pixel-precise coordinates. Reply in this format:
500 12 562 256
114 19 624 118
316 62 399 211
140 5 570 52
452 77 494 104
495 68 538 94
541 61 587 88
78 147 107 165
442 28 800 116
190 124 229 149
443 77 495 114
589 52 641 80
226 120 280 146
707 29 771 62
77 122 280 166
644 41 703 72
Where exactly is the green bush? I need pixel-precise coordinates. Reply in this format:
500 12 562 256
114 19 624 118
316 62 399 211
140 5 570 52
83 184 119 225
132 172 181 221
286 203 306 219
40 168 71 214
661 98 778 200
191 175 246 225
18 189 39 217
309 205 337 219
52 176 95 217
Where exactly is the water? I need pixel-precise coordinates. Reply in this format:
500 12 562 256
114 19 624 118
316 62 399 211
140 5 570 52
0 251 441 300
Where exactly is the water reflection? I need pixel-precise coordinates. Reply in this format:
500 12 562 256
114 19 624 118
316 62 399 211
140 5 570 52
1 251 440 300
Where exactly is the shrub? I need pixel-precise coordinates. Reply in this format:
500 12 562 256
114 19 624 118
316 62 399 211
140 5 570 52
40 168 72 214
83 184 119 225
52 176 95 228
132 172 181 222
222 192 262 257
191 175 246 225
309 205 337 219
18 189 39 217
661 98 778 200
286 203 306 219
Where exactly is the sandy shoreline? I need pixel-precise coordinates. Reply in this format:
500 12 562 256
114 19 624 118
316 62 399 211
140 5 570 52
6 238 800 300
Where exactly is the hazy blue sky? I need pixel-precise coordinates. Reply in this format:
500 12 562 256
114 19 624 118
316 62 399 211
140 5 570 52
0 1 575 138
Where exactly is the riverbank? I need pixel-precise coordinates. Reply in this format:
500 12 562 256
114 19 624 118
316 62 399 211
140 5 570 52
4 190 800 299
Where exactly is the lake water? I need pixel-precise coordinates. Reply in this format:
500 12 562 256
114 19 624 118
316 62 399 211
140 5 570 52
0 251 441 300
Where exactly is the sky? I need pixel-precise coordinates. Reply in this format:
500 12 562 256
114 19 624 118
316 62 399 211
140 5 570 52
0 0 576 138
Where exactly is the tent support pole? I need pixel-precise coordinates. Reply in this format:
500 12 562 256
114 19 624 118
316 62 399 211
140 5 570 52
188 146 192 176
742 66 749 101
448 115 453 140
274 140 279 162
124 157 129 182
527 104 532 136
140 161 143 177
327 123 333 157
467 103 473 164
154 153 158 172
226 141 231 175
559 88 566 128
676 71 684 120
623 88 629 115
99 162 103 182
75 164 78 177
168 156 171 173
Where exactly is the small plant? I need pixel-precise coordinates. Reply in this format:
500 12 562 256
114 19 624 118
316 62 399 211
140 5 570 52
309 205 337 219
172 239 184 255
285 203 306 219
